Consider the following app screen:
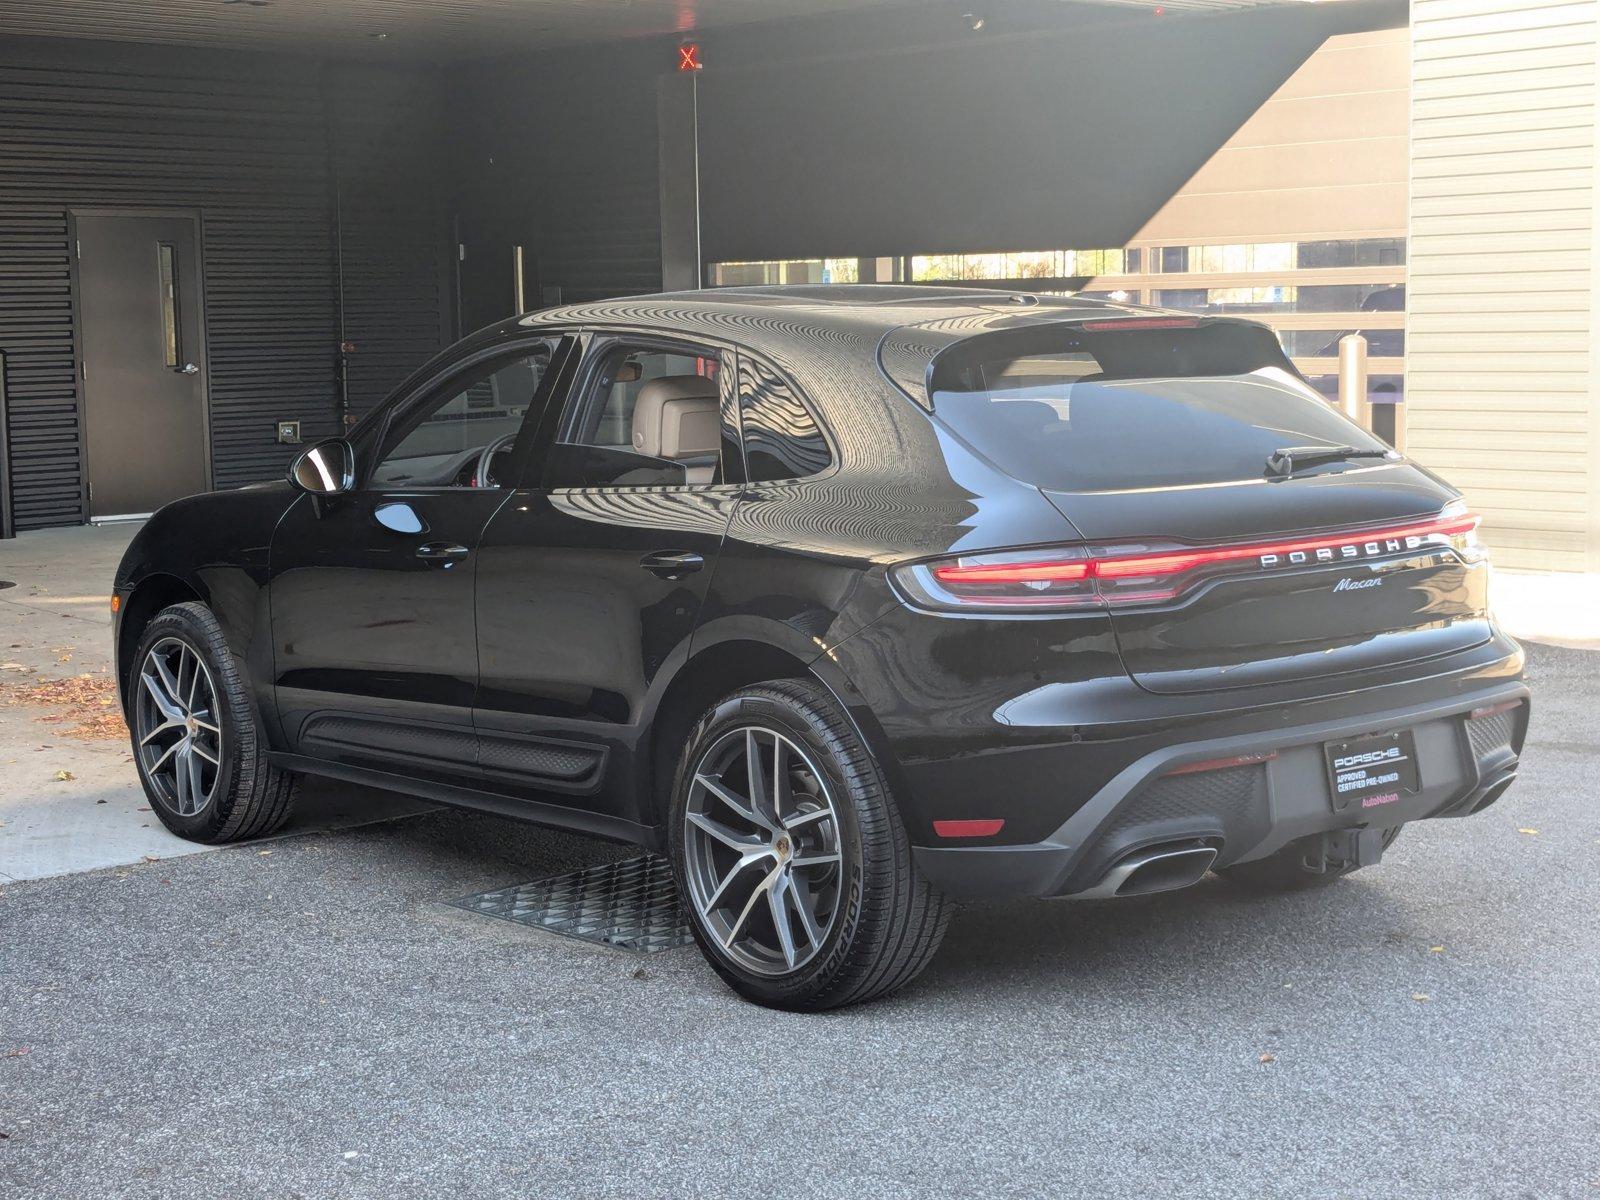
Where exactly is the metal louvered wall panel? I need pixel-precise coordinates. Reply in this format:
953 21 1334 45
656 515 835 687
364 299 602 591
327 65 452 422
0 205 78 525
450 38 663 310
0 37 449 527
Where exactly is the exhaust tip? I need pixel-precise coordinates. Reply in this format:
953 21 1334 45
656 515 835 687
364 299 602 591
1115 844 1218 897
1074 840 1220 899
1468 771 1517 815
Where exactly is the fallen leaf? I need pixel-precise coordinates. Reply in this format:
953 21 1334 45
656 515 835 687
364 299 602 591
95 799 106 805
52 769 74 782
3 1047 29 1058
1411 993 1430 1002
257 850 273 856
141 855 160 863
1517 828 1539 836
1429 945 1445 953
1258 1053 1276 1064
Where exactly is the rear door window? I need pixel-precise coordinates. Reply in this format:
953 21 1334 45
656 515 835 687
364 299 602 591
547 341 728 489
928 322 1389 493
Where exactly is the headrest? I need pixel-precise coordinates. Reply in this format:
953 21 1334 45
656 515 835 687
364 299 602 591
631 375 720 460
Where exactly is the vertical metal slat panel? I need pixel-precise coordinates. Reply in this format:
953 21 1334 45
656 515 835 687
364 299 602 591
0 40 448 527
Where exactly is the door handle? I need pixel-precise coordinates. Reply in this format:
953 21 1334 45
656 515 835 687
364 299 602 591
416 542 470 564
639 550 704 580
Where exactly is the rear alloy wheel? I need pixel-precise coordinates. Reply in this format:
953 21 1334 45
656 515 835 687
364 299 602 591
670 680 949 1010
129 602 298 843
681 725 844 977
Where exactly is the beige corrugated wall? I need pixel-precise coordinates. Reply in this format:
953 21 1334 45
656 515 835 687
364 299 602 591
1407 0 1600 571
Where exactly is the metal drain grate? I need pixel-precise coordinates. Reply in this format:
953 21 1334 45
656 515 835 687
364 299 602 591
450 854 694 953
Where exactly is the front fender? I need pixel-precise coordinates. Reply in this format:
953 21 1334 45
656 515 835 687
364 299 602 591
114 485 296 736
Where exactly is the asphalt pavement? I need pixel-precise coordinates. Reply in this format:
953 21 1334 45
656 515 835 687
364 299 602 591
1 640 1596 1199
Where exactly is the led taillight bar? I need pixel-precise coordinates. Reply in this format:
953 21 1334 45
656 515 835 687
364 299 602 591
1094 511 1481 580
930 510 1479 588
932 559 1089 584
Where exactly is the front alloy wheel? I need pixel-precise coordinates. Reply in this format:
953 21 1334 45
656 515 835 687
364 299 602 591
134 636 222 817
682 726 844 976
127 601 298 843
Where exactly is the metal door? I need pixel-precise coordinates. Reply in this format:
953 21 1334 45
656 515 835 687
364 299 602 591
76 212 209 518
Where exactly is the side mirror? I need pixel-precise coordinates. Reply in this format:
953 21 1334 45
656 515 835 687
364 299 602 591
289 438 355 495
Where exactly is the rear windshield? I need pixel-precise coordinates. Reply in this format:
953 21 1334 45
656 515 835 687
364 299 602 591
928 322 1389 493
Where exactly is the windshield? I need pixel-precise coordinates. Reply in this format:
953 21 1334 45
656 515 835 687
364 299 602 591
927 322 1390 493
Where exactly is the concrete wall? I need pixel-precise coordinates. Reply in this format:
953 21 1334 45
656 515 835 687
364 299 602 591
1082 29 1408 389
694 0 1405 263
1132 28 1409 245
1406 0 1599 572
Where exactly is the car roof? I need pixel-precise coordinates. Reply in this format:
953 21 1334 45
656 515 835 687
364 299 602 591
526 283 1152 346
519 284 1175 406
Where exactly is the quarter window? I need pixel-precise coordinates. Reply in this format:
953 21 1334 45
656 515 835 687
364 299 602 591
738 356 831 482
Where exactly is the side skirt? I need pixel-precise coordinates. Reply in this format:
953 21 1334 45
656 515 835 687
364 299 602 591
267 752 660 850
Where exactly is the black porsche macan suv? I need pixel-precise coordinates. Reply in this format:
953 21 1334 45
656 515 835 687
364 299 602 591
113 285 1528 1009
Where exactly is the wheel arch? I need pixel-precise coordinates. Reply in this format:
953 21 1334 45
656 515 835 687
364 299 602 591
117 572 207 713
640 626 912 838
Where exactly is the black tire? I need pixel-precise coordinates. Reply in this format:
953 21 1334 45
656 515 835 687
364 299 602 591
127 601 298 843
668 679 949 1011
1217 824 1405 893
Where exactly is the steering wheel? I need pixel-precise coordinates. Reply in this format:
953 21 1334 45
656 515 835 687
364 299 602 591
473 433 519 488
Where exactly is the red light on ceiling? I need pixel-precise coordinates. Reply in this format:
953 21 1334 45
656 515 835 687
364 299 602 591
677 43 702 72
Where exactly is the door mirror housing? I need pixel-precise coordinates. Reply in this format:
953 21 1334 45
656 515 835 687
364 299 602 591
289 438 356 495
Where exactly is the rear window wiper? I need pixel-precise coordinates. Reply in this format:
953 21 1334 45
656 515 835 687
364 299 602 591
1266 444 1397 478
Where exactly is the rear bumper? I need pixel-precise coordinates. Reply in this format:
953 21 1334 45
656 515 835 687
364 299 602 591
911 678 1528 900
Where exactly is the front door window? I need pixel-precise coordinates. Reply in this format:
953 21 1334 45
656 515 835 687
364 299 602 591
372 345 555 489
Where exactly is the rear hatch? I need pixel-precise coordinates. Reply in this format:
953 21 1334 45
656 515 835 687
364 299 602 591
923 317 1491 695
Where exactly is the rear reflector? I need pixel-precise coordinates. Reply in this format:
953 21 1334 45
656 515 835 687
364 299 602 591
933 819 1006 839
1469 700 1521 720
1164 751 1278 777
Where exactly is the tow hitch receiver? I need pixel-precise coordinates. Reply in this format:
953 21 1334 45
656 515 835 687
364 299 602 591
1302 827 1388 874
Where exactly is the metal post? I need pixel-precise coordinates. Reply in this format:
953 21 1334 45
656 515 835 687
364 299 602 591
0 350 13 539
1337 333 1370 430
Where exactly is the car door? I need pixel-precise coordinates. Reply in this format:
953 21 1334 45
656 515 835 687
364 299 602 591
269 335 573 785
473 333 743 829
